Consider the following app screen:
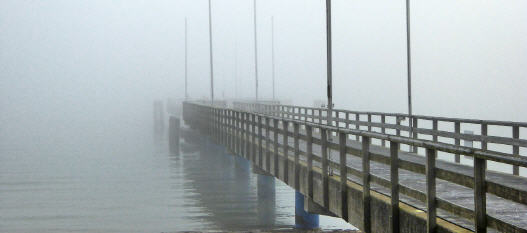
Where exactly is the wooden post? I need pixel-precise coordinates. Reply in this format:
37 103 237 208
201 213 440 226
283 120 289 183
381 115 386 147
273 119 279 176
307 125 313 198
355 114 360 141
513 126 519 175
339 132 348 220
252 114 256 163
321 128 329 208
426 148 437 233
474 155 487 233
412 118 418 153
390 141 400 233
265 117 271 172
362 136 371 233
294 122 300 190
455 122 461 163
432 120 438 142
258 115 263 167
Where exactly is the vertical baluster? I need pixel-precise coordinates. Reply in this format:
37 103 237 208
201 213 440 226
455 122 461 163
307 125 313 198
426 148 437 233
321 128 329 208
246 113 250 160
381 115 386 147
396 116 401 137
294 122 300 190
355 114 360 141
367 114 372 132
265 117 271 172
390 141 400 233
412 118 418 153
474 154 487 233
346 112 350 130
258 115 263 167
283 120 289 184
273 119 279 176
339 132 348 220
513 126 519 175
252 114 256 163
432 120 438 142
362 136 371 233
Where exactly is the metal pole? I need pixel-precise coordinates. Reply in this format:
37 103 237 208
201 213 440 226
253 0 259 101
405 0 413 136
271 16 276 100
185 17 188 100
325 0 334 175
326 0 333 119
208 0 214 103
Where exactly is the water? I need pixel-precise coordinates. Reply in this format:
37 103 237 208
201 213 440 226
0 134 353 232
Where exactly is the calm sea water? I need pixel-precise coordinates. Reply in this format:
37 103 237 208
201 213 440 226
0 134 353 233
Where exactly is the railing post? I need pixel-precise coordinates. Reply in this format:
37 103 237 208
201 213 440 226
235 111 239 155
426 148 437 233
265 117 271 172
390 141 400 233
283 120 289 184
513 126 519 175
455 121 461 163
481 123 488 170
355 114 360 141
412 117 418 153
362 136 371 233
273 119 279 176
367 113 372 132
294 122 300 190
339 132 348 221
381 115 386 147
321 128 329 208
307 125 313 198
432 120 438 142
246 113 250 160
258 115 263 167
474 155 487 233
252 114 256 163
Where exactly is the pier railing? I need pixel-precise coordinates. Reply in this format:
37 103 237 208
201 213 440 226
233 102 526 176
183 101 527 233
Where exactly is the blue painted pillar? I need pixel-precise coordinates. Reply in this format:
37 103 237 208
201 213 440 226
295 191 319 229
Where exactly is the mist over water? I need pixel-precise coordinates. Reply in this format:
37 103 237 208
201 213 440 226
1 0 526 232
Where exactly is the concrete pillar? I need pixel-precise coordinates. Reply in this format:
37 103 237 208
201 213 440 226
257 174 276 226
295 191 319 229
169 116 180 155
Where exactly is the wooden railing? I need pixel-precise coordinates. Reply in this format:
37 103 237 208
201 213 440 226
183 101 527 233
233 102 526 176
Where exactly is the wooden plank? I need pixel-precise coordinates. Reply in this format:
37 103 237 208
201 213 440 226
390 141 400 233
474 156 487 233
426 148 437 233
339 132 348 221
362 136 371 233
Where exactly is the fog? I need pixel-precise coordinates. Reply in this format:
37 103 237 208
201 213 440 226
0 0 525 231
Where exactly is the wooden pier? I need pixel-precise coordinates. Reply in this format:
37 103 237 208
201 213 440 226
183 101 527 233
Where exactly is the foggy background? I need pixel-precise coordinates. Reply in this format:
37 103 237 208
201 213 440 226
1 0 526 150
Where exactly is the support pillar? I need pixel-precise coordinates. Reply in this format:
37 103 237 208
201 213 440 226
257 174 276 226
169 116 180 155
295 191 319 229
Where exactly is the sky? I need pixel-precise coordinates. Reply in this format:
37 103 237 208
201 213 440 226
1 0 526 149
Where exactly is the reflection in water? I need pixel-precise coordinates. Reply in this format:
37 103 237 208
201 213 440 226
0 133 352 232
